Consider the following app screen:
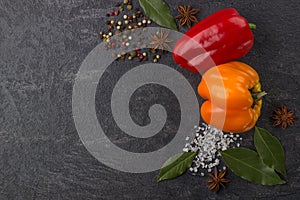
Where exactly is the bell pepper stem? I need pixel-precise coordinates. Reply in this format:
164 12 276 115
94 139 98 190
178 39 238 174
252 91 267 102
248 23 257 30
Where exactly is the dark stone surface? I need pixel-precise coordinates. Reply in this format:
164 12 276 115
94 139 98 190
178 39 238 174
0 0 299 199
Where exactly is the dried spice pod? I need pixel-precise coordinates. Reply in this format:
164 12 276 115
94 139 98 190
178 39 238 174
148 29 173 52
176 5 199 28
272 105 297 129
204 167 231 192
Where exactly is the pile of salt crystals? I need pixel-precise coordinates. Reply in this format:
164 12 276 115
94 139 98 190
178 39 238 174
183 123 243 176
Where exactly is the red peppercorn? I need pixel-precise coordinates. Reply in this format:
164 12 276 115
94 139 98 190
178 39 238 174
110 12 114 16
111 42 117 47
114 10 119 16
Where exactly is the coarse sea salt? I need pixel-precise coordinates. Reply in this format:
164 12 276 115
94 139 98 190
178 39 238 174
184 123 242 174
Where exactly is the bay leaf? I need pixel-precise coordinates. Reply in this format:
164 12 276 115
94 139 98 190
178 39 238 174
139 0 178 30
157 151 197 182
221 148 285 185
254 127 286 176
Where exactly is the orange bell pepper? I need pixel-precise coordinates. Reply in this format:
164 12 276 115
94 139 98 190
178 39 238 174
198 61 266 133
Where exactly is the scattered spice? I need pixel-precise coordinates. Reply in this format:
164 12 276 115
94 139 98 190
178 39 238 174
149 29 173 52
176 5 199 28
204 167 231 192
272 105 297 129
184 124 241 174
100 1 174 63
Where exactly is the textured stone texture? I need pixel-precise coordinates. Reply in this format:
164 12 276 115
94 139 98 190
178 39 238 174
0 0 300 199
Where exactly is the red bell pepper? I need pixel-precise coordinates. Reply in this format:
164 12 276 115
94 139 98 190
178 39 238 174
173 8 255 73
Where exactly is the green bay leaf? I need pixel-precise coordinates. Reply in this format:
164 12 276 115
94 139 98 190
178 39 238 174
254 127 286 176
221 148 285 185
157 151 197 182
139 0 177 30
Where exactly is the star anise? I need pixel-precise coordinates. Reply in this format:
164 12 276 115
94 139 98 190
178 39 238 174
149 29 173 52
204 167 231 192
176 5 199 28
272 104 297 129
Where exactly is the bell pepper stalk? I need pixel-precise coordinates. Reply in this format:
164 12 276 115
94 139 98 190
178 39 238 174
198 61 266 133
173 8 256 74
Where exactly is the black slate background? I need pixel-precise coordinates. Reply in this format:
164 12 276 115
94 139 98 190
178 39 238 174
1 0 300 199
